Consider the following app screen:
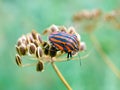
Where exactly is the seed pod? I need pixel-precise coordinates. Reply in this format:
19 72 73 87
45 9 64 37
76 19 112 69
16 46 20 55
43 24 59 35
15 54 22 66
68 26 76 34
36 61 44 72
31 30 37 40
36 47 43 58
49 46 57 57
26 33 34 43
79 42 86 51
58 26 67 32
42 29 48 35
17 35 27 46
42 42 49 55
33 40 39 47
21 35 27 42
19 44 27 56
49 24 59 32
36 34 42 44
17 40 22 46
28 43 36 55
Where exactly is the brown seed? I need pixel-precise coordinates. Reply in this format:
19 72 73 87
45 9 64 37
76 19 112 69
36 34 42 44
79 42 86 51
21 38 28 46
36 47 43 58
33 40 39 47
17 40 22 46
42 41 48 47
36 61 44 72
17 35 28 47
68 26 76 34
16 46 20 55
31 30 37 40
25 37 29 45
21 35 27 42
28 43 36 54
26 34 34 43
15 54 22 66
58 26 67 32
42 29 48 35
50 24 59 32
19 44 27 56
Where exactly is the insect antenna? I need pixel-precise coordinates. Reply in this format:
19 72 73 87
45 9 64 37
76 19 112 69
78 52 82 66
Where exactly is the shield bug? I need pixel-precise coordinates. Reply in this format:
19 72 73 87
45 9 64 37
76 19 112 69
48 32 80 59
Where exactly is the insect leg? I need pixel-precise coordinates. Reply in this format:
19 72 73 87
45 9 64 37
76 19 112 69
67 52 72 60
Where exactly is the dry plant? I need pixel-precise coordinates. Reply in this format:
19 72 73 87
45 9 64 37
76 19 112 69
73 9 120 30
72 9 120 79
15 25 87 90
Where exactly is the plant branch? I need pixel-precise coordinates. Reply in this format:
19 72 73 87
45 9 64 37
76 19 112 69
51 62 72 90
90 34 120 79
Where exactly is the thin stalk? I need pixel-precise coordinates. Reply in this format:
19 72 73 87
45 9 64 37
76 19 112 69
51 62 72 90
90 34 120 79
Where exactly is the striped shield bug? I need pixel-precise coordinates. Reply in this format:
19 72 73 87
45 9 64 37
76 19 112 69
49 32 80 59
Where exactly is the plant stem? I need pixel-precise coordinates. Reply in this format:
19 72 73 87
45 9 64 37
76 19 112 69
51 62 72 90
90 34 120 79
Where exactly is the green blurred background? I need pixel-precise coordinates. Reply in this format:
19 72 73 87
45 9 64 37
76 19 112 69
0 0 120 90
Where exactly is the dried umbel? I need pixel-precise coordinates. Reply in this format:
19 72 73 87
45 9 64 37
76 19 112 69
105 10 120 21
73 9 120 32
15 25 86 71
73 9 102 21
72 9 102 33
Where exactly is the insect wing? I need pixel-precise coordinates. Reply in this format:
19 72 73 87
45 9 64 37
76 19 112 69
49 32 79 52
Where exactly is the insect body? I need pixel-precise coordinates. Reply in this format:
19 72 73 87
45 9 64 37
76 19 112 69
49 32 80 59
